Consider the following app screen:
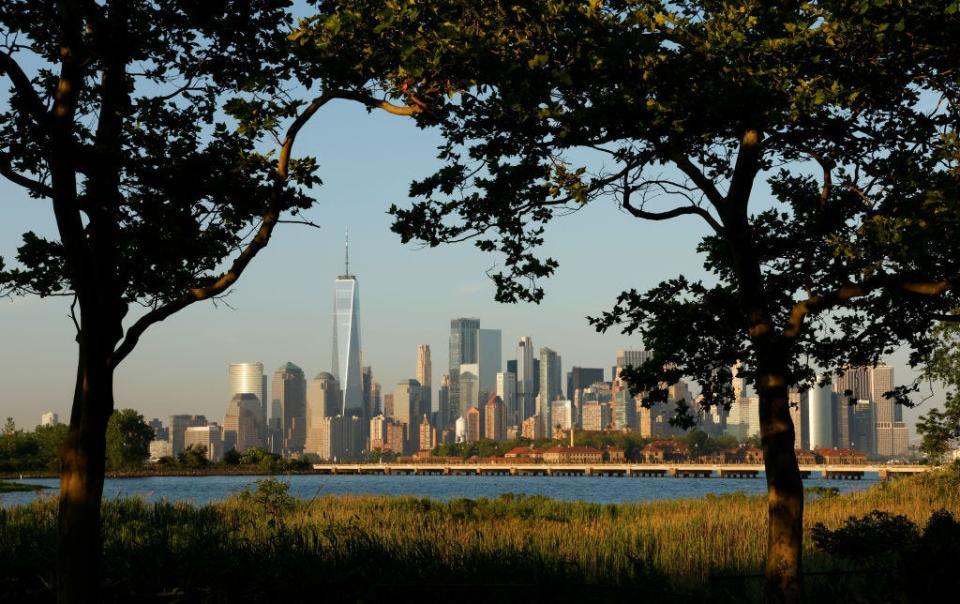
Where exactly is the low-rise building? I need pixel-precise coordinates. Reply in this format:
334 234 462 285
639 440 690 463
815 447 867 465
542 446 603 464
148 439 173 462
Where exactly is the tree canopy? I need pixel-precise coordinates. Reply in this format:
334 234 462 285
105 409 153 470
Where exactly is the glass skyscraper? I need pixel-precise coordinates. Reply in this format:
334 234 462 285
449 318 480 418
332 238 363 415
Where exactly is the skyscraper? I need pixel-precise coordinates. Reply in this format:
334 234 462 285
616 349 655 370
538 347 562 434
223 393 263 453
484 394 506 441
438 373 451 429
808 381 834 450
417 345 432 415
272 362 306 454
305 372 340 455
168 414 207 456
229 362 266 426
516 337 535 421
478 328 502 399
449 318 480 415
567 367 604 408
332 235 363 415
392 379 423 434
496 371 517 426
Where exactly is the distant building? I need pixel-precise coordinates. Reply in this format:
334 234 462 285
369 414 388 451
392 379 423 437
309 415 363 461
438 374 452 430
449 318 481 418
538 347 562 434
478 329 502 400
567 367 604 413
168 414 208 456
815 447 867 465
147 418 167 442
272 362 306 454
484 395 506 441
550 399 573 436
454 415 466 444
808 381 834 450
639 441 690 463
496 371 517 427
305 373 341 454
417 345 432 418
418 415 436 451
40 412 59 427
459 364 480 412
223 393 263 453
581 401 610 432
465 406 482 443
516 336 536 422
522 414 543 440
148 439 173 462
184 424 224 462
229 362 267 428
332 238 363 416
385 420 407 454
542 446 603 464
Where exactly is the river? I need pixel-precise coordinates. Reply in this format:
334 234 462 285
1 473 879 507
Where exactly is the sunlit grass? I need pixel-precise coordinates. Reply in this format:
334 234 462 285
1 465 958 602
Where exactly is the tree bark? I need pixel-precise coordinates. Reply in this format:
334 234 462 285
757 354 804 604
56 308 120 603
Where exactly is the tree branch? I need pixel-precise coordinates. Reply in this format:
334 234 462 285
0 51 48 128
0 152 53 197
109 92 339 367
621 177 723 234
332 89 424 116
783 274 959 339
668 153 726 208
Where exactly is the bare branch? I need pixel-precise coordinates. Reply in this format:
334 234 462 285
277 218 322 229
621 176 723 234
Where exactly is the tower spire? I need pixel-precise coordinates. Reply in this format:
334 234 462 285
345 229 350 276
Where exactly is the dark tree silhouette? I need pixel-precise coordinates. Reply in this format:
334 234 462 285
297 1 960 601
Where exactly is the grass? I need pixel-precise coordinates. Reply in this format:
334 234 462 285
0 481 46 493
1 465 958 603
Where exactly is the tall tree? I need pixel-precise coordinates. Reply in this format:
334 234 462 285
297 1 960 601
104 408 153 470
0 2 319 601
918 320 960 463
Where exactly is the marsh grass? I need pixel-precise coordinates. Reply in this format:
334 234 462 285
1 467 958 602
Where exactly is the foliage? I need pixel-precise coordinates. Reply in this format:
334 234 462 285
177 445 210 469
222 449 242 466
296 0 960 418
813 505 960 601
918 321 960 462
105 409 153 471
367 447 399 462
0 423 67 472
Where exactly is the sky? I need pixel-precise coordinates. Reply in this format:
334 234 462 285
0 43 945 439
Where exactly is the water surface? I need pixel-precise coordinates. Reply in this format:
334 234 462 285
1 473 878 507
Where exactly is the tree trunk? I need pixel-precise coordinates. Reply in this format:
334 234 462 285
756 356 804 604
56 328 116 603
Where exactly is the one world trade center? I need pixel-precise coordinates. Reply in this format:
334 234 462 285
332 234 363 415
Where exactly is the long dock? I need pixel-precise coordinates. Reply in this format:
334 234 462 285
311 463 930 480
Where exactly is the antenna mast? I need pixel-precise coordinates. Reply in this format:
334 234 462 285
345 229 350 276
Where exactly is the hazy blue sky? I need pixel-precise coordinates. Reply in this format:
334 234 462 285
0 61 944 438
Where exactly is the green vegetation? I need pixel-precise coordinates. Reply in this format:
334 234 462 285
2 465 958 603
0 420 68 473
0 481 46 493
105 409 154 470
918 321 960 463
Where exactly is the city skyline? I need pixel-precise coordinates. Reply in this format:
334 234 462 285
0 103 944 435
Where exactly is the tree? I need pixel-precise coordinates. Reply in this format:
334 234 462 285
918 321 960 463
104 408 153 470
0 2 320 600
177 444 210 468
296 2 960 601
